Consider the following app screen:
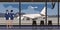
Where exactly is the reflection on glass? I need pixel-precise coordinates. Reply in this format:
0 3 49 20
21 2 46 25
59 3 60 25
0 2 19 25
47 2 58 25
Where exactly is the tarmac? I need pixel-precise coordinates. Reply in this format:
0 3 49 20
0 17 60 25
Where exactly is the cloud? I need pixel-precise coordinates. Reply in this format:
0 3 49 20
21 6 39 14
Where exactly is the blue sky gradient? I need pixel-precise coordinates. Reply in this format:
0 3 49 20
0 2 19 13
0 2 60 15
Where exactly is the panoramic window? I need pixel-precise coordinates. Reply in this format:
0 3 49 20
59 2 60 25
0 2 19 25
47 2 58 25
21 2 45 25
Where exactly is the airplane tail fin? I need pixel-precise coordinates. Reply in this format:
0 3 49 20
40 7 46 16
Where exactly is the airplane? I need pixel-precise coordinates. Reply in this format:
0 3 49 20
17 6 47 20
17 2 56 20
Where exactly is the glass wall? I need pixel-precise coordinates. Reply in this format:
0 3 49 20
0 2 59 25
59 2 60 25
47 2 58 25
21 2 59 25
0 2 19 25
21 2 45 25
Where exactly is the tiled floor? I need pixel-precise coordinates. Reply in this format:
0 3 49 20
0 26 60 30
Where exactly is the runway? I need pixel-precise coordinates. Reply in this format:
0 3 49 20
0 17 19 25
0 17 60 25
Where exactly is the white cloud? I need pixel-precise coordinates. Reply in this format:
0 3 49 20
21 6 39 14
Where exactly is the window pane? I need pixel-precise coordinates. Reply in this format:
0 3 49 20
59 2 60 25
47 2 58 25
21 2 45 25
0 2 19 25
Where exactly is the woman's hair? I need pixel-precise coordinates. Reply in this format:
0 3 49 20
11 10 13 12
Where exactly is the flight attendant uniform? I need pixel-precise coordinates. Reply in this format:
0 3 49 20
10 12 14 20
5 12 10 29
5 12 10 20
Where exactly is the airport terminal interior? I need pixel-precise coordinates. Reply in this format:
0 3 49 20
0 0 60 30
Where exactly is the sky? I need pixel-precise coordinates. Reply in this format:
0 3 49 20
0 2 60 15
0 2 19 13
21 2 60 15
